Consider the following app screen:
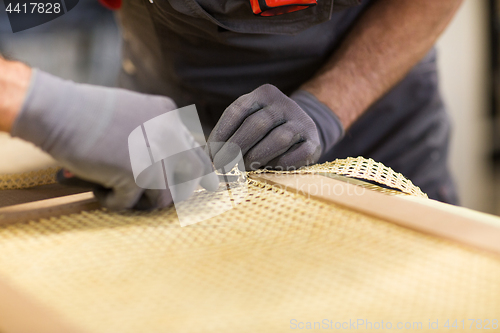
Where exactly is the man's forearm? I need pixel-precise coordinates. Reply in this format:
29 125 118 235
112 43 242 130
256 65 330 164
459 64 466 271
302 0 463 129
0 58 32 132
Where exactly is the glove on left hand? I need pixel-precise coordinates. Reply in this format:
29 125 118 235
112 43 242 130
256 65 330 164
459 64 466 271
12 70 219 210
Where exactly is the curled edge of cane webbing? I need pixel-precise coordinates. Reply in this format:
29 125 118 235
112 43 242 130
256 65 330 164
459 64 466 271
250 157 428 199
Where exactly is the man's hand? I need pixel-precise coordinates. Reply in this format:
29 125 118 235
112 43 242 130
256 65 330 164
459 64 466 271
0 58 31 132
9 69 218 210
207 84 338 171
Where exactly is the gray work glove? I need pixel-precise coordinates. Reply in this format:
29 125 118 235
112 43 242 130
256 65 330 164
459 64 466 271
206 84 344 171
11 69 218 210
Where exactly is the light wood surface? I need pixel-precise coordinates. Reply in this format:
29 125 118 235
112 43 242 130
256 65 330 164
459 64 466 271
0 133 57 174
0 274 86 333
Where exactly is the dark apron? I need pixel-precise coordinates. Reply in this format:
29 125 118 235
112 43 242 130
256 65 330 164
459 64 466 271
116 0 458 204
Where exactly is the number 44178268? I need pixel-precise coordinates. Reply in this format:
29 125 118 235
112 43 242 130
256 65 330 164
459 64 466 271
5 2 61 14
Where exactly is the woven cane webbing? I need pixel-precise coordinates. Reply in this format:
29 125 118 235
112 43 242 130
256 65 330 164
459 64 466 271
252 157 427 198
0 179 498 333
0 167 60 190
0 157 425 199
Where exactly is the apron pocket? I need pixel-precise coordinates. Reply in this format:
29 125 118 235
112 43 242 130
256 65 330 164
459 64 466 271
164 0 335 35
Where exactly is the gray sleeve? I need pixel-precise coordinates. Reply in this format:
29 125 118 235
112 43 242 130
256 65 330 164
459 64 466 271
290 90 345 156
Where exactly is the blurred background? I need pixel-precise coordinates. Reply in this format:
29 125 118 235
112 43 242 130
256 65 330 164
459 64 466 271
436 0 497 215
0 0 121 86
0 0 498 215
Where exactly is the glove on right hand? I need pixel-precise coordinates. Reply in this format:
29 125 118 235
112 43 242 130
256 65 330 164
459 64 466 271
12 70 218 210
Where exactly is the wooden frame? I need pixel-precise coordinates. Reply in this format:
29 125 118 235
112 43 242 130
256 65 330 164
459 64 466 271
0 192 98 226
249 173 500 255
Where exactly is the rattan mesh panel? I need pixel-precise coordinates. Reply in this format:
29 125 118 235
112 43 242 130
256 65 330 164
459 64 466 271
0 157 425 197
0 178 498 333
252 157 427 198
0 167 59 190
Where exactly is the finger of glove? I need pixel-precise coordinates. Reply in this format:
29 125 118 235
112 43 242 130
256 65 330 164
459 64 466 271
266 140 321 170
165 151 205 202
207 84 285 157
212 107 287 170
193 145 220 192
243 122 304 170
138 189 173 210
94 183 145 211
207 100 262 159
200 172 220 192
